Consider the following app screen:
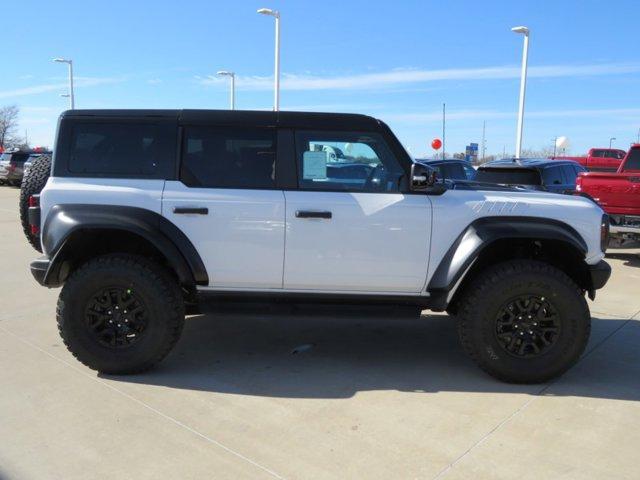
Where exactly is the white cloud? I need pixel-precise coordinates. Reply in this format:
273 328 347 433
196 63 640 92
147 78 162 85
0 76 123 100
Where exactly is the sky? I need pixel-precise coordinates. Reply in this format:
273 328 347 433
3 0 640 157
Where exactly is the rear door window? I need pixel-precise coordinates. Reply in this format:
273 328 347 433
180 126 277 188
68 122 175 178
542 166 564 186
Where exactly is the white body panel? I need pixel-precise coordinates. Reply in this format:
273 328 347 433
162 181 285 288
427 189 606 285
39 177 165 256
39 178 606 295
282 191 432 292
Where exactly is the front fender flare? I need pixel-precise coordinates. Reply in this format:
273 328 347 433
426 216 588 309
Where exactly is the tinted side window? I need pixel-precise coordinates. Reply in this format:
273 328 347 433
180 126 276 188
68 122 175 177
561 165 578 185
623 149 640 171
592 149 606 157
542 166 564 185
295 131 404 192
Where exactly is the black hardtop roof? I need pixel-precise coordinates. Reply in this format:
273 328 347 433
60 109 381 130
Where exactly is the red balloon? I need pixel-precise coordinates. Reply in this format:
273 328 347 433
431 138 442 150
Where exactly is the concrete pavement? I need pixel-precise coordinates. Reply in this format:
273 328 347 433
0 186 639 479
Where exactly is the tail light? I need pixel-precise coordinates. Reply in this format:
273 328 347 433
28 195 40 235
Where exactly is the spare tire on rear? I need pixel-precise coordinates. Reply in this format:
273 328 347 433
19 154 51 252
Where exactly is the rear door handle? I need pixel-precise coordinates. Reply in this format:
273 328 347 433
295 210 332 219
173 207 209 215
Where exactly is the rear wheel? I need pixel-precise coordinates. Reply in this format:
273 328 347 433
455 260 590 383
57 254 185 374
19 155 51 252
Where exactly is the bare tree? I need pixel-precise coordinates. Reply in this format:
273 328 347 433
0 105 20 149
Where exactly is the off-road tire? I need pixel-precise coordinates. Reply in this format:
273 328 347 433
455 259 590 383
57 254 185 374
19 154 51 252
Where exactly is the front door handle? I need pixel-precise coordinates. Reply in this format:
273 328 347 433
173 207 209 215
295 210 332 219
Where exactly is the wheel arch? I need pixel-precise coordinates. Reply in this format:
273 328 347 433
41 205 208 288
427 216 590 312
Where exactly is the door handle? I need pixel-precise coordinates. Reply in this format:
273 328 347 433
295 210 332 219
173 207 209 215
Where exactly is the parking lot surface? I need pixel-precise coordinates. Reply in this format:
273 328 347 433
1 186 639 480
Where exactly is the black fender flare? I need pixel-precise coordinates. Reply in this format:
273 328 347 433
426 216 588 309
41 204 208 287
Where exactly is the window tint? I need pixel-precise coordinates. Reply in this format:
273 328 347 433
181 126 276 188
592 149 606 157
441 163 466 180
606 150 626 159
463 164 477 180
542 166 564 185
561 165 578 185
295 131 404 192
623 149 640 171
475 168 541 185
69 122 174 177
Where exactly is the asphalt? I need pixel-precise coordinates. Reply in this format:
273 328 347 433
0 186 639 480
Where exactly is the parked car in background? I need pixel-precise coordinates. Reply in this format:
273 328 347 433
415 158 477 181
476 158 586 194
0 150 31 186
0 149 51 186
553 148 626 172
576 144 640 247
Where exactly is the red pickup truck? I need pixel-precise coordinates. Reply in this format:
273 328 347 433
555 147 627 172
576 145 640 246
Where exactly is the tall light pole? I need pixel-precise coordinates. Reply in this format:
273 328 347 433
257 7 280 111
609 137 616 149
511 26 530 159
53 57 75 109
217 71 236 110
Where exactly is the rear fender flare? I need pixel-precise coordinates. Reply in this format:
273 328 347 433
42 204 208 287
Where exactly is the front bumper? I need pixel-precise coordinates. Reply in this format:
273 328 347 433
589 260 611 291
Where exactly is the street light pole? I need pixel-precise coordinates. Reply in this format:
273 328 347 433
217 71 236 110
609 137 616 149
511 26 530 159
257 8 280 111
53 58 75 109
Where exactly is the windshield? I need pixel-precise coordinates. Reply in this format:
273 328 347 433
476 168 542 185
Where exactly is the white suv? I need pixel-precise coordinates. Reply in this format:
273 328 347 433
27 109 611 383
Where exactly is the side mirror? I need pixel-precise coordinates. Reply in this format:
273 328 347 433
410 163 446 193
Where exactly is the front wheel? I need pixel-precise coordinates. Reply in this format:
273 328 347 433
455 260 590 383
57 254 185 374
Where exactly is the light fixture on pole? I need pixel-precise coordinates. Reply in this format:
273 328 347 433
217 71 236 110
257 7 280 111
609 137 616 149
511 26 530 159
53 57 75 109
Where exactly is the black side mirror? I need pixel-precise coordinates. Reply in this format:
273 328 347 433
410 163 446 194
